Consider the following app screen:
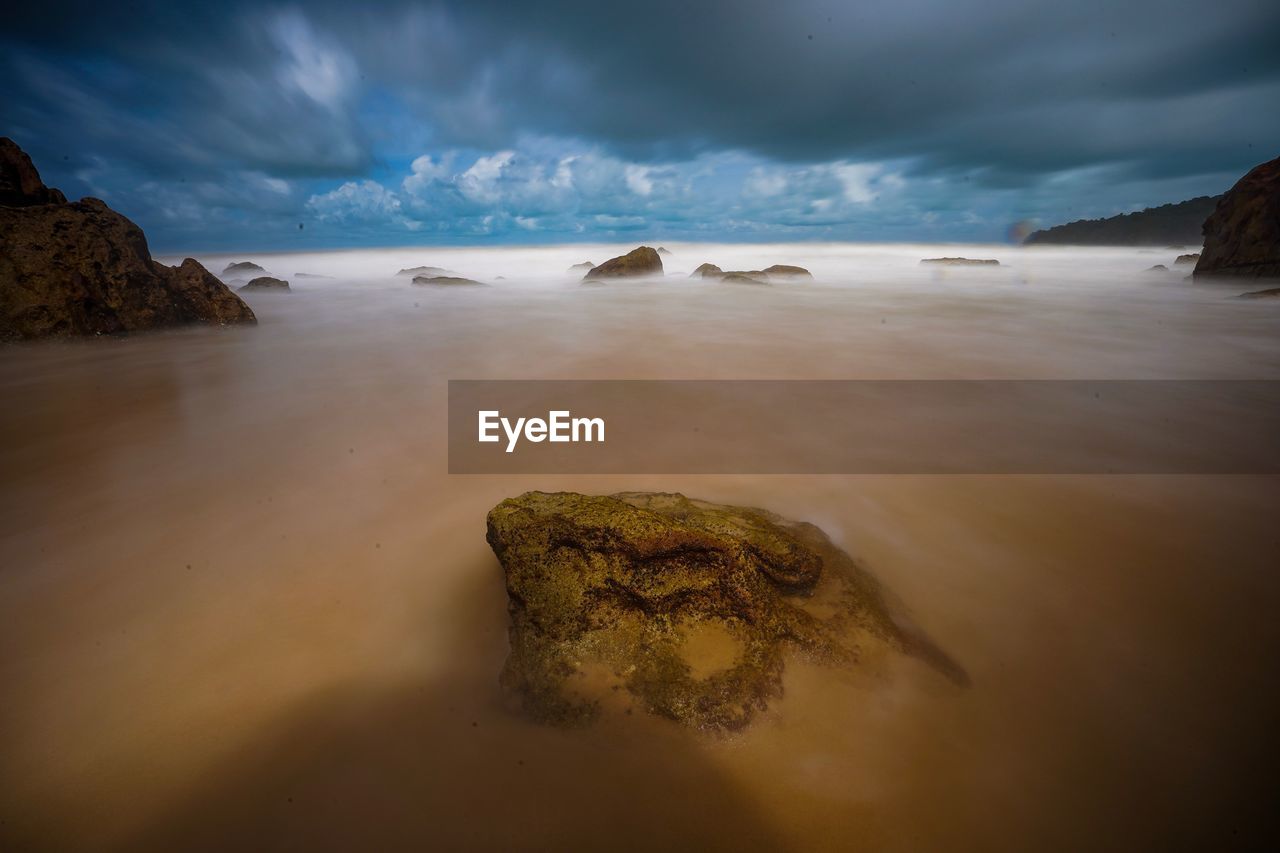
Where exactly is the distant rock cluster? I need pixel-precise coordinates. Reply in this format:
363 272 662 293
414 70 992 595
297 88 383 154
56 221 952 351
0 138 255 342
689 262 812 284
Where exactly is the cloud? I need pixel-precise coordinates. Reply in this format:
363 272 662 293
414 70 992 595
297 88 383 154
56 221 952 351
307 180 403 223
2 0 1275 249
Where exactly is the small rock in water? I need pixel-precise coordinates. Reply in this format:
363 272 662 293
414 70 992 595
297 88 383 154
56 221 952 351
411 275 485 286
690 263 725 278
761 264 812 278
222 261 266 277
583 247 663 280
239 276 290 291
568 262 595 274
486 491 966 731
920 257 1000 266
720 272 770 285
397 265 454 277
1236 287 1280 299
1145 264 1170 273
1174 253 1201 265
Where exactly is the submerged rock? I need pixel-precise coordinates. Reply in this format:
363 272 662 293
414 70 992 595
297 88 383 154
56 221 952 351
690 263 725 278
1174 253 1200 265
222 261 265 277
1237 287 1280 299
720 273 770 285
239 276 290 291
412 275 485 286
0 140 255 341
920 257 1000 266
568 262 596 274
657 247 672 255
486 491 966 731
1145 264 1170 272
583 246 663 280
762 264 812 278
1194 155 1280 279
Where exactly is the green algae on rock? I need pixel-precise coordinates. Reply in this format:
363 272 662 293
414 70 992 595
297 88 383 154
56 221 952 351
486 491 966 731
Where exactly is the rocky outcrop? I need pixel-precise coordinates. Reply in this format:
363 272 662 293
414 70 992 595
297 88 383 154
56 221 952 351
222 261 265 277
411 275 484 286
1194 156 1280 279
583 246 663 280
1174 253 1200 265
761 264 812 278
0 141 255 342
920 257 1000 266
397 265 454 277
487 491 965 731
239 276 289 291
690 263 724 278
1 138 66 206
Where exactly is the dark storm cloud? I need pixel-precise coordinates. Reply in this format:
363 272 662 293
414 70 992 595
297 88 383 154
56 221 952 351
2 0 1276 247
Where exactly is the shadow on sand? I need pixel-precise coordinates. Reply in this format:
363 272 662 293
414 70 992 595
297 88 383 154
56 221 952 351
118 560 789 852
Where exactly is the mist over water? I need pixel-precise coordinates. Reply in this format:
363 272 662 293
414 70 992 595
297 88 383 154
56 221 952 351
1 242 1278 851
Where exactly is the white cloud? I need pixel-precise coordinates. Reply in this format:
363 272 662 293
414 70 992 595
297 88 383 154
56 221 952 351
306 180 403 223
268 10 357 111
624 164 653 196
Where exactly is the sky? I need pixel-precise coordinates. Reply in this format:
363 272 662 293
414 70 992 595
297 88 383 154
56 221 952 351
2 0 1277 251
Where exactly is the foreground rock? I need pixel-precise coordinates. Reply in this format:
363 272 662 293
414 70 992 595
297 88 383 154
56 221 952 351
583 246 663 280
222 261 265 277
1174 253 1200 265
487 491 966 731
0 140 255 342
1237 287 1280 299
412 275 484 286
920 257 1000 266
239 276 289 291
1194 155 1280 279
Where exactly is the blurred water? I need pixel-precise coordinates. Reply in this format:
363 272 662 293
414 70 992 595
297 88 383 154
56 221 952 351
1 242 1277 851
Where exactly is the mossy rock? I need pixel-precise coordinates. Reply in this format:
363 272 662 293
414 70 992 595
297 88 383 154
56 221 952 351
486 491 965 731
